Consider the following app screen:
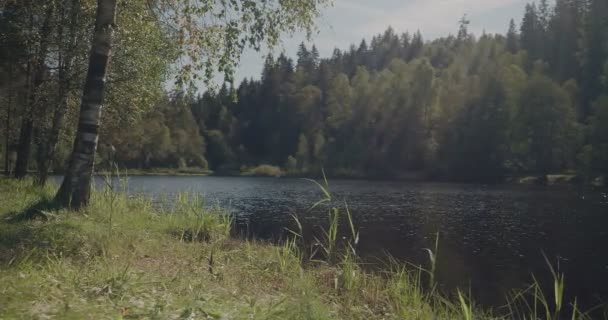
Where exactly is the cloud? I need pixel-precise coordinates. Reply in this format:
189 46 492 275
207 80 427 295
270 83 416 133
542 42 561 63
332 1 387 16
352 0 527 39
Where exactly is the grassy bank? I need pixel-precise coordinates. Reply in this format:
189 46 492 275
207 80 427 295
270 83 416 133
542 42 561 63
95 167 212 176
0 178 597 319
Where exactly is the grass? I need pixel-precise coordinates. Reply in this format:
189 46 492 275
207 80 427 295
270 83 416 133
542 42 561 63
0 177 603 319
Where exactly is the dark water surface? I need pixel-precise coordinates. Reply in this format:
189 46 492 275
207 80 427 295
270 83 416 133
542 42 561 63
64 176 608 310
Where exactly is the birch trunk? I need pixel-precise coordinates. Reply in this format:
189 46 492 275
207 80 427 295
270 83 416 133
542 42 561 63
55 0 117 208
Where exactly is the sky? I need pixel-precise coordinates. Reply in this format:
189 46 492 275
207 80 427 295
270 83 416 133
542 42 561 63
223 0 532 85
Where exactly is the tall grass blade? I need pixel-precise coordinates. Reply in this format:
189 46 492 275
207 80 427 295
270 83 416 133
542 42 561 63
457 289 474 320
422 232 439 289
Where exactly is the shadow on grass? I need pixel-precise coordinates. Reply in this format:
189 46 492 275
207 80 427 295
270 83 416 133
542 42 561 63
0 200 91 266
3 198 64 223
169 229 212 243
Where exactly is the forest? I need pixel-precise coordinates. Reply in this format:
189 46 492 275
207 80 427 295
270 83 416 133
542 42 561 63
1 0 608 183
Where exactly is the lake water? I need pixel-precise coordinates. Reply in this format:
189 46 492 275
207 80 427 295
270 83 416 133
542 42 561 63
61 176 608 311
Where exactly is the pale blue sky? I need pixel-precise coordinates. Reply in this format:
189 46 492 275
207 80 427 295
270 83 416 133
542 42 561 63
227 0 532 84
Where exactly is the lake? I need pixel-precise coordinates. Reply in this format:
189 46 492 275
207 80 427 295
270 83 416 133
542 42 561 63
60 176 608 311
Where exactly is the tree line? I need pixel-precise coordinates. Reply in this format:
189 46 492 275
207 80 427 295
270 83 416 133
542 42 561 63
2 0 608 187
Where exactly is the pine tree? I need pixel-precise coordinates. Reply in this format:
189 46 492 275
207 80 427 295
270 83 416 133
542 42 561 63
538 0 551 31
506 19 519 54
356 39 369 68
580 0 608 118
311 45 320 66
549 0 584 82
407 31 424 61
400 32 411 58
297 42 310 70
520 3 543 66
457 15 471 44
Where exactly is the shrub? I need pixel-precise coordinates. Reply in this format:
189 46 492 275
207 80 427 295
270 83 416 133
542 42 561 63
241 164 284 177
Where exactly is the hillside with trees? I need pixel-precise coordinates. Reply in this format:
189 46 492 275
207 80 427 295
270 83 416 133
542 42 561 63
2 0 608 184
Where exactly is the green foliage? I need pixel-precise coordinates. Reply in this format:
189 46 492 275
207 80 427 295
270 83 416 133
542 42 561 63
295 134 310 173
437 74 513 181
103 0 178 130
284 156 297 174
206 130 237 171
241 164 284 177
101 93 208 171
514 75 579 177
326 73 353 130
588 96 608 177
154 0 332 86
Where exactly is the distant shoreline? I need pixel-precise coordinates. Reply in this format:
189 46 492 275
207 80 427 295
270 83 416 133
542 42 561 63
47 169 602 188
